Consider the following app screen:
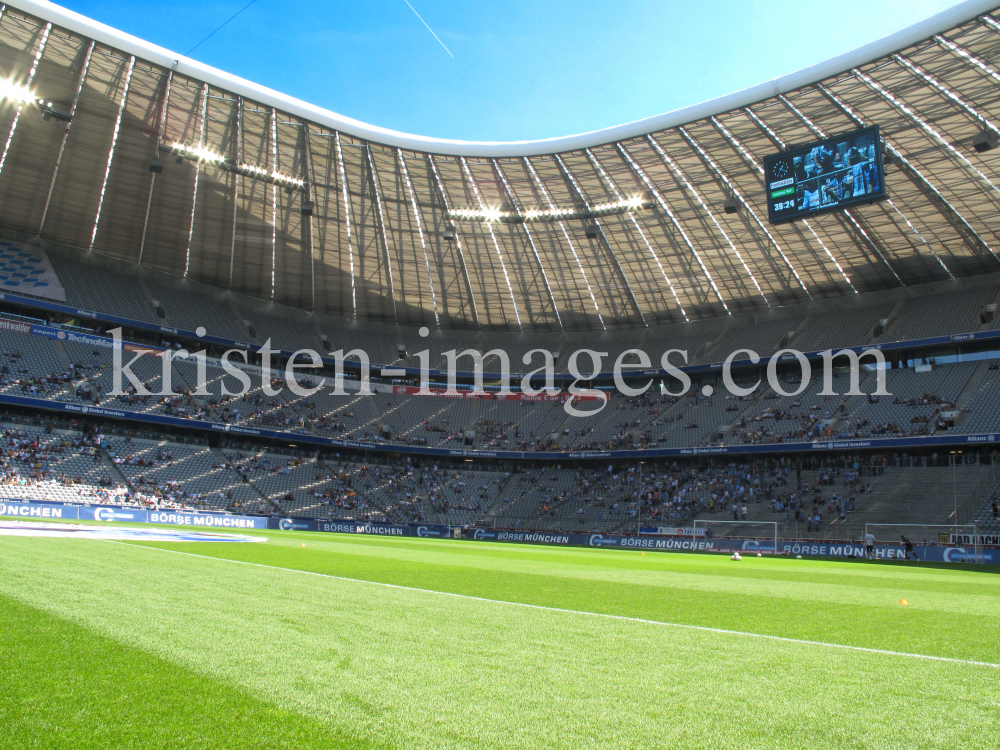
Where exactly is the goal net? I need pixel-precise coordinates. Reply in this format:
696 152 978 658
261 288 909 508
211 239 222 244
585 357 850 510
692 519 778 555
864 523 981 563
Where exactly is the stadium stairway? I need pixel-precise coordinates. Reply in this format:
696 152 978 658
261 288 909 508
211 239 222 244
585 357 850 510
368 394 387 433
978 287 1000 331
826 371 876 434
785 317 812 349
479 471 528 527
870 299 907 344
486 470 522 527
100 448 131 488
228 298 256 343
209 446 270 511
276 389 307 431
137 278 159 321
170 359 195 394
842 371 876 409
954 360 992 416
465 398 480 436
717 387 777 445
694 327 731 364
53 340 72 371
551 409 576 448
52 339 79 401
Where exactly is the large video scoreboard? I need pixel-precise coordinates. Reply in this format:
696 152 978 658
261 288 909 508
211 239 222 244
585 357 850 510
763 125 886 224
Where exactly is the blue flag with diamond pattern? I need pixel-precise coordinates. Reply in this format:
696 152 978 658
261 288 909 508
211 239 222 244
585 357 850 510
0 241 66 302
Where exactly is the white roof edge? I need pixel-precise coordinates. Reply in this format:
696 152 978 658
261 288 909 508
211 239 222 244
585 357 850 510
11 0 999 157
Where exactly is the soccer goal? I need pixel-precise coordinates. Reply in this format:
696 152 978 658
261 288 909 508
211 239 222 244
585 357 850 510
864 523 981 563
692 519 779 555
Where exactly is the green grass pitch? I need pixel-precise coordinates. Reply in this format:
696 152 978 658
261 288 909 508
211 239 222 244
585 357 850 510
0 524 997 748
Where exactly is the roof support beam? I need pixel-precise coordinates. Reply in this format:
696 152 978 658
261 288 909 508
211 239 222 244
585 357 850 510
742 107 785 151
366 143 398 324
334 133 357 319
399 149 440 327
462 157 523 330
228 96 242 288
585 148 688 320
618 142 731 313
885 196 954 279
842 211 904 286
181 82 206 271
853 67 1000 202
979 13 1000 35
522 156 604 329
815 82 1000 267
139 68 171 266
891 53 1000 137
427 155 479 328
303 123 317 311
553 153 646 325
386 150 410 315
39 40 93 234
646 134 771 307
934 32 1000 86
269 108 278 298
492 158 562 331
90 54 135 252
0 22 49 178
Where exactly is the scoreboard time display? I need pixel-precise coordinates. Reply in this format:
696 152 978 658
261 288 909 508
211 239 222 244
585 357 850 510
763 125 886 224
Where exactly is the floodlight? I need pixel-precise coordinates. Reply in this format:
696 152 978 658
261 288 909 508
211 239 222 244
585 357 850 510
39 104 72 124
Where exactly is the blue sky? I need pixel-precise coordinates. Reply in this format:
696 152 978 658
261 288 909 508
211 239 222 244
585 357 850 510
60 0 958 142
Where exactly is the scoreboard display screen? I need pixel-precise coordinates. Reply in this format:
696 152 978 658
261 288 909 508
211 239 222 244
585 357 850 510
763 125 886 224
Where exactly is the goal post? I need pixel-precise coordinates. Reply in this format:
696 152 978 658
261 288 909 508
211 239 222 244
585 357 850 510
864 523 981 563
692 519 779 556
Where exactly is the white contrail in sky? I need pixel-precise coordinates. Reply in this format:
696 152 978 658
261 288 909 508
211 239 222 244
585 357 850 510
403 0 454 58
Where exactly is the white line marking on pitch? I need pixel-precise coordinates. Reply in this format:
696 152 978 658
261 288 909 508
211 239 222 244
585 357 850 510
103 541 999 670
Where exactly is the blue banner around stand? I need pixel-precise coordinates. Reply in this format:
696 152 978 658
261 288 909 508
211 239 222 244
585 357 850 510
78 505 147 523
0 498 268 530
275 518 449 537
464 528 994 563
0 499 79 520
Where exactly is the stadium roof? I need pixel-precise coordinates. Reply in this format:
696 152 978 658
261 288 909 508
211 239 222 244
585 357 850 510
2 0 1000 332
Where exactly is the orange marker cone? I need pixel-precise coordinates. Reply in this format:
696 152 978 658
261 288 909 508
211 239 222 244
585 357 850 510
301 543 306 547
899 599 909 605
